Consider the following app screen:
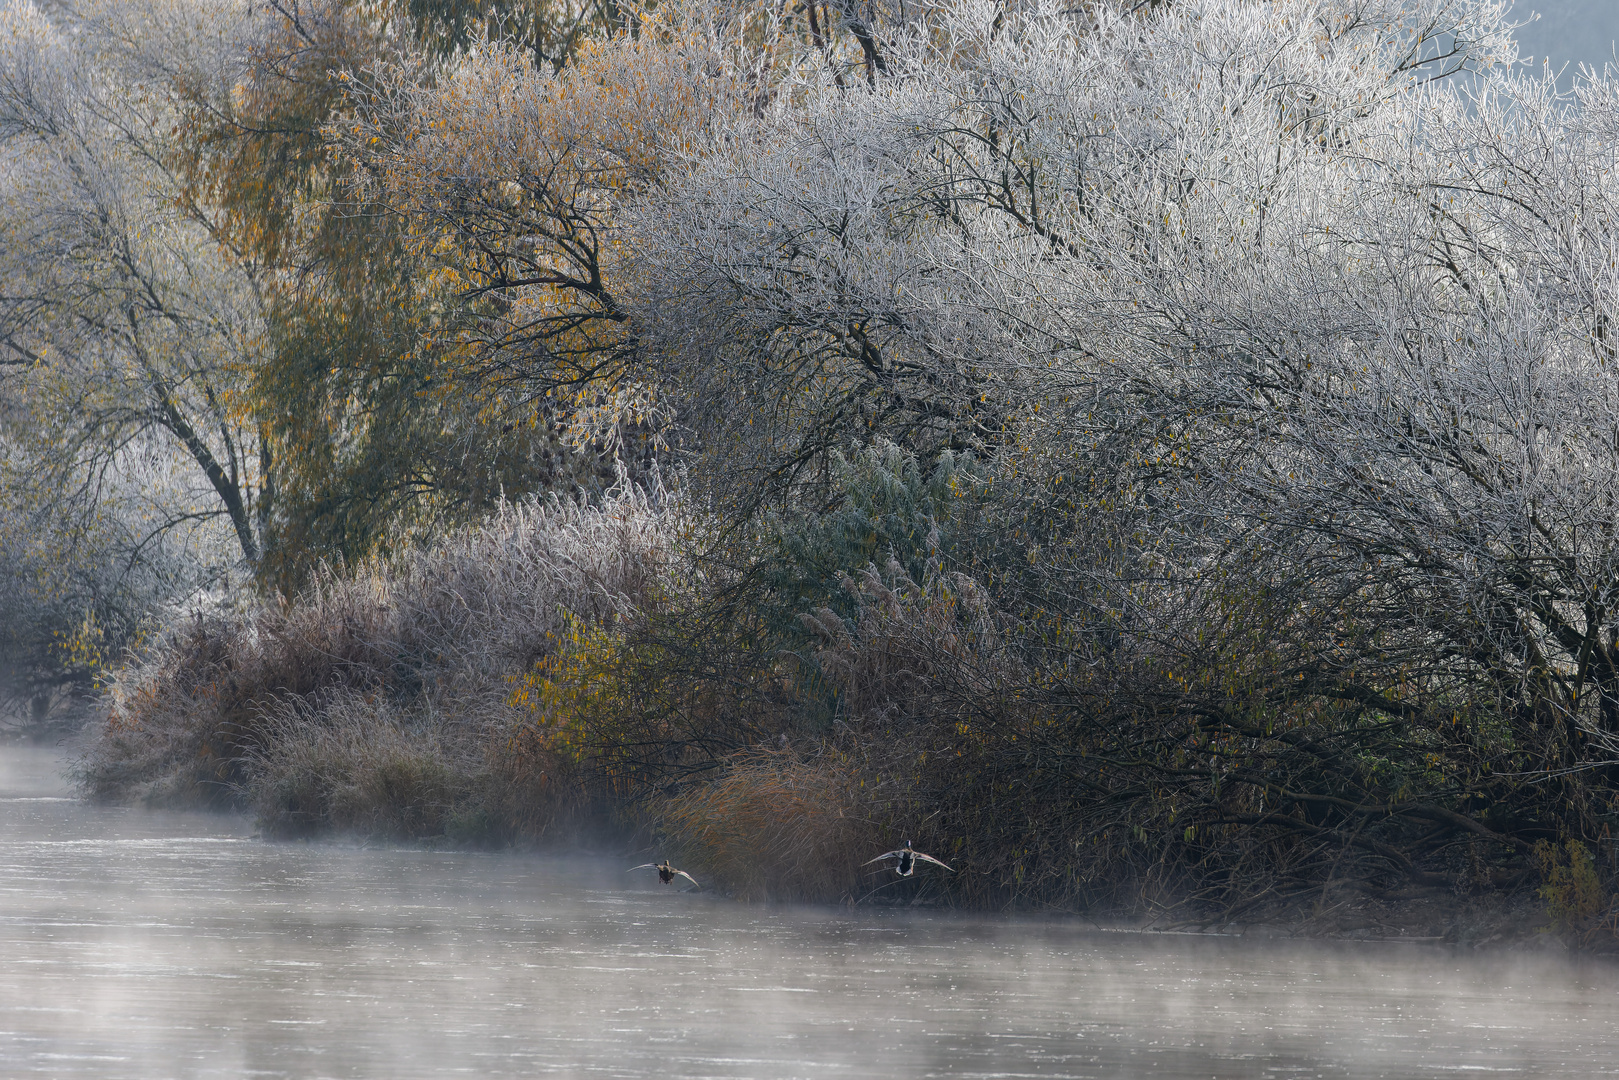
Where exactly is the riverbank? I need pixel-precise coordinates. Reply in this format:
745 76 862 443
67 717 1599 954
0 700 93 750
2 712 1592 953
60 487 1619 949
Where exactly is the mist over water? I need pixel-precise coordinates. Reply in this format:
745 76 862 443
2 746 1617 1079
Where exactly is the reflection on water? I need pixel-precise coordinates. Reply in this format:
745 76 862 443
2 745 1617 1079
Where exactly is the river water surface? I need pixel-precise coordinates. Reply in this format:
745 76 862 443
3 743 1617 1079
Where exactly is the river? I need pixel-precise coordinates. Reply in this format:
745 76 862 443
2 743 1617 1078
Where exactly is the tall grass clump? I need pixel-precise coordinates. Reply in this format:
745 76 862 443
78 487 676 842
658 747 877 902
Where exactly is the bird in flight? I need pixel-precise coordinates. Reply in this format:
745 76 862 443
629 860 699 889
864 840 953 877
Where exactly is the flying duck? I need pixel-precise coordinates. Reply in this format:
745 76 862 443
629 860 699 888
864 840 953 877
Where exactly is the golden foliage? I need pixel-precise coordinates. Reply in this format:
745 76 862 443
1535 840 1613 941
340 5 747 446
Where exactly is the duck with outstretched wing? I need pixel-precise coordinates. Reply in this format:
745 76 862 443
864 840 953 877
629 860 699 889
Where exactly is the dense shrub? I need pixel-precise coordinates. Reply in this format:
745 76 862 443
72 444 1619 939
78 488 673 835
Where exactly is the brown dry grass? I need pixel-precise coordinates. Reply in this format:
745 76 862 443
246 693 476 840
658 747 876 902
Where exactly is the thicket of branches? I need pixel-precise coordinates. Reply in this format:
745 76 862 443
14 0 1619 934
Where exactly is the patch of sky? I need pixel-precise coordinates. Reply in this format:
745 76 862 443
1512 0 1619 85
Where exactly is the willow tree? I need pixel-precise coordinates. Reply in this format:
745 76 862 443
339 8 743 446
334 0 976 510
152 0 625 588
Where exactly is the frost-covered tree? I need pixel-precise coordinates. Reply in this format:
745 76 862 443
339 9 744 451
629 0 1513 494
0 0 273 707
632 0 1619 842
0 0 269 566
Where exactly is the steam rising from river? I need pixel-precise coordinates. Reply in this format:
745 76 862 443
1 746 1614 1078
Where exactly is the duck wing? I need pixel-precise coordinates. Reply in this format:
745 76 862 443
671 870 699 887
912 852 955 872
862 850 904 866
628 864 659 872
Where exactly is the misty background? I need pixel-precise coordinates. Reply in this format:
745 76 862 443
1515 0 1619 78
